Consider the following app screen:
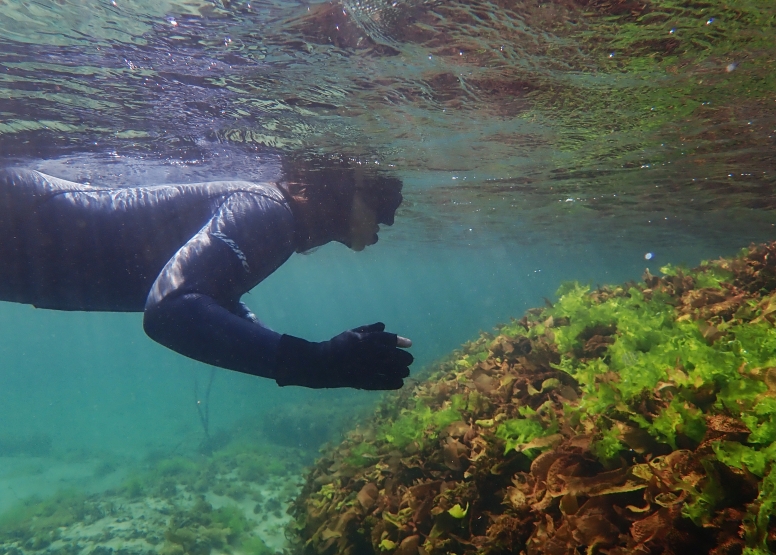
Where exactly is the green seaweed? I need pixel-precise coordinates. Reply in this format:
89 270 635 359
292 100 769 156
123 475 146 498
240 535 275 555
545 279 776 451
713 442 776 478
291 242 776 555
163 499 254 555
694 266 735 290
211 504 251 540
590 424 625 465
682 459 725 527
447 503 468 519
155 457 199 479
344 442 378 468
235 452 274 483
495 418 551 455
0 489 105 548
748 466 776 552
379 400 461 449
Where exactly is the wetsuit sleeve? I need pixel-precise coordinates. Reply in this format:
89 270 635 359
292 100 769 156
142 192 295 377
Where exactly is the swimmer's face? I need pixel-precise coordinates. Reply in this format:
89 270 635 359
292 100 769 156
348 191 379 251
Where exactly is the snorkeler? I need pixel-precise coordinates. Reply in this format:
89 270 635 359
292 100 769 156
0 161 413 390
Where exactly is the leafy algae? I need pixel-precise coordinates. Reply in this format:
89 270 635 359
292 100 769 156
290 241 776 555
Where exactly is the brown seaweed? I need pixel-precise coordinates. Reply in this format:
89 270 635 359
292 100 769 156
289 242 776 555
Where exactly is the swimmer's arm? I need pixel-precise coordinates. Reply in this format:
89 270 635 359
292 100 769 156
142 191 413 388
235 300 262 325
143 191 294 377
144 292 283 375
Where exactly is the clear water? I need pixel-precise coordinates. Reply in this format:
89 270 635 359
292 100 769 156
0 0 774 551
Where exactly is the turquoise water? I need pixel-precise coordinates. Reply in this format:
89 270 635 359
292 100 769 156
1 0 775 552
0 234 753 502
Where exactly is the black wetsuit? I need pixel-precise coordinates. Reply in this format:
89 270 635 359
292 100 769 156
0 168 413 389
0 168 294 377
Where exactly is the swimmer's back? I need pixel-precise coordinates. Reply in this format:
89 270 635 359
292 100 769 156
0 169 289 311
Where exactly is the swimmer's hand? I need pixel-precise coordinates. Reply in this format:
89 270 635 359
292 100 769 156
274 322 413 390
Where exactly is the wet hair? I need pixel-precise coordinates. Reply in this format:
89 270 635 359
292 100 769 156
278 155 403 252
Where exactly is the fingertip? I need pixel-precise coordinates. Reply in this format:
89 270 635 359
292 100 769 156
389 377 405 390
398 350 414 366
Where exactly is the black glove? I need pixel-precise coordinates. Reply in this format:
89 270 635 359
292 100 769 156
274 322 413 389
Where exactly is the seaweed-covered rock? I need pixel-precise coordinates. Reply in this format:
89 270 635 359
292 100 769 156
289 242 776 555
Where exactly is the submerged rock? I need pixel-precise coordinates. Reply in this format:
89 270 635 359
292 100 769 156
289 242 776 555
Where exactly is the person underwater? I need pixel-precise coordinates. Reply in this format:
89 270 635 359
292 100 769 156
0 159 413 390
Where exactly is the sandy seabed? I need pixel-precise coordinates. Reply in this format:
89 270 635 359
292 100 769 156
0 455 303 555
